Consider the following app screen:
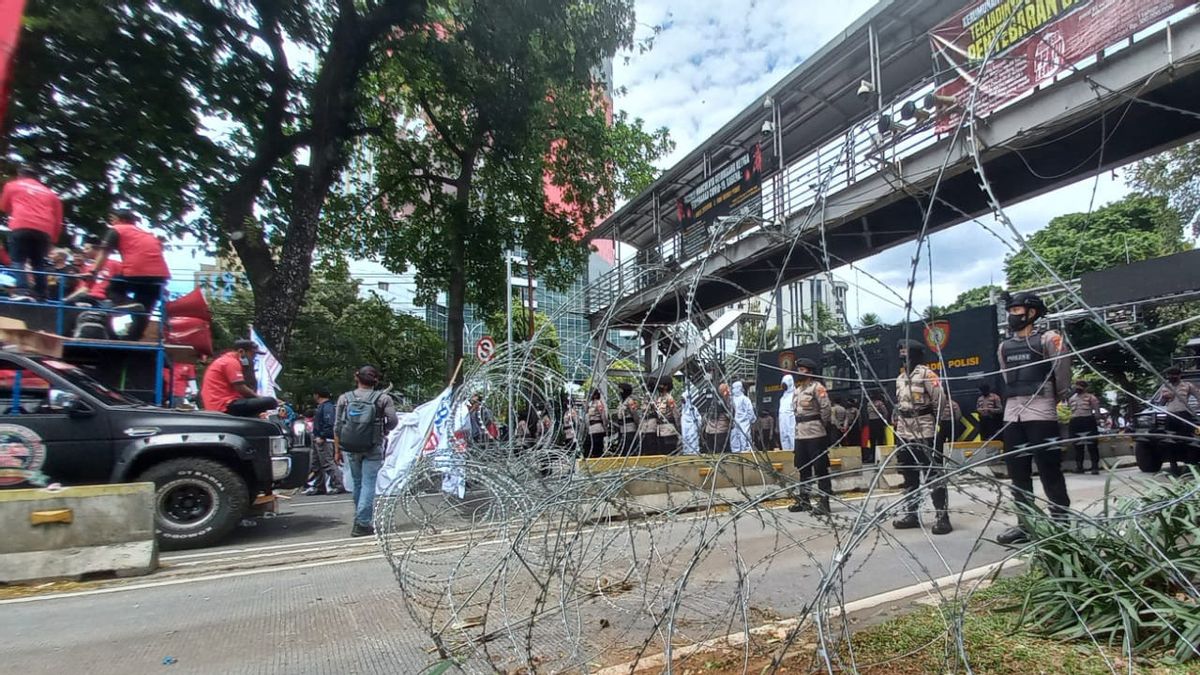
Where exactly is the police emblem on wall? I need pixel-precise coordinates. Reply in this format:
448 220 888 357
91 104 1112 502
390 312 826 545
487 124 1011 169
778 350 796 372
0 424 48 487
924 320 950 353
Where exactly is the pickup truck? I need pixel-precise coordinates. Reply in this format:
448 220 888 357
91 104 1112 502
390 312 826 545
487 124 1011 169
0 348 290 549
1133 371 1200 475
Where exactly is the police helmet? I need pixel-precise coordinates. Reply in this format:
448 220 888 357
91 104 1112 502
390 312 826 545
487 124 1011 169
1005 291 1047 316
794 357 817 372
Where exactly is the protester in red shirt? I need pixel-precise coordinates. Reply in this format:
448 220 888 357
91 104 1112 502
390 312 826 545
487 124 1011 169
1 166 63 299
89 210 171 340
200 339 278 418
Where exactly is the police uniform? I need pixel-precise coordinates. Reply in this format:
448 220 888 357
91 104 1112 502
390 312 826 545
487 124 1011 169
893 339 950 531
655 391 678 455
586 398 608 458
1155 374 1200 472
936 398 961 458
791 360 833 514
1068 386 1101 473
829 401 847 447
864 396 889 463
618 393 639 455
998 326 1072 521
976 390 1003 440
637 396 659 456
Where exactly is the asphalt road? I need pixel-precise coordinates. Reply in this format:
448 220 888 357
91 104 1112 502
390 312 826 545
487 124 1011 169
0 469 1157 674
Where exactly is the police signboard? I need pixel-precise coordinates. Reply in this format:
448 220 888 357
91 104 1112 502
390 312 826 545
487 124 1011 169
755 305 1001 434
475 336 496 364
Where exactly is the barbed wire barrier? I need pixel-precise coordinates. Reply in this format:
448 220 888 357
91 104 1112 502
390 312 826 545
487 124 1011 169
376 10 1200 674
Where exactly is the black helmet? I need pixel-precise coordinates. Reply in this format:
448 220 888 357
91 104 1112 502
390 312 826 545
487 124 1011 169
794 357 817 372
1006 291 1047 316
897 338 924 352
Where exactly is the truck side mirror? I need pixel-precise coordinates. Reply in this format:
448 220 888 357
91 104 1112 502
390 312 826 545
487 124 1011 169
50 389 91 418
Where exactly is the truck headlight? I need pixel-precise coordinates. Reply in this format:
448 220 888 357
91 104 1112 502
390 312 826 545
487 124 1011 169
269 436 289 456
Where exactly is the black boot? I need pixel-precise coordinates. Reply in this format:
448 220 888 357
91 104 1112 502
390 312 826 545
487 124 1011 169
1075 463 1084 474
812 497 831 516
996 526 1027 545
932 511 952 535
892 511 920 529
788 495 811 513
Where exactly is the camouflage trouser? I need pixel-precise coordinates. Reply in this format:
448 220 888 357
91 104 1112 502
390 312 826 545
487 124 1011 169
307 438 345 493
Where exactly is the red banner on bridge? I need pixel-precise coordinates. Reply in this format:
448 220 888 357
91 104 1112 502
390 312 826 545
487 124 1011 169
930 0 1191 123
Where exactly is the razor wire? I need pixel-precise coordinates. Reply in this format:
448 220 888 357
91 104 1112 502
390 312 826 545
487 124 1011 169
374 8 1200 673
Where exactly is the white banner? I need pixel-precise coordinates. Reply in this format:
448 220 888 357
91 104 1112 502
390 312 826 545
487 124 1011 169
249 327 282 398
376 386 454 496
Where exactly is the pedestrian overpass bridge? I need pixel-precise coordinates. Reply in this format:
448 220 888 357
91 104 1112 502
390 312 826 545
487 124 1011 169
585 0 1200 337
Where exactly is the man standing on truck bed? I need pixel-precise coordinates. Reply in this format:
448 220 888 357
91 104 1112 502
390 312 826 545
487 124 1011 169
335 365 398 537
201 339 279 418
88 210 171 341
1 165 63 300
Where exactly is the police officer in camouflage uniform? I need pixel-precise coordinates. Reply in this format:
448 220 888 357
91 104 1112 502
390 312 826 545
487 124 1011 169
996 292 1072 545
892 339 952 535
789 358 833 516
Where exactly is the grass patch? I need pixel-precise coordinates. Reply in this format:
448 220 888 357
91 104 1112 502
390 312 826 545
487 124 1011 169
844 576 1200 674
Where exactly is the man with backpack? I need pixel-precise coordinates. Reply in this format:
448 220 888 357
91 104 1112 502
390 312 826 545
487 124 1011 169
334 365 398 537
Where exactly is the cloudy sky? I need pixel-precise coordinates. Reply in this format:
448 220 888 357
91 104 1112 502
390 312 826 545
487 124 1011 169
611 0 1131 324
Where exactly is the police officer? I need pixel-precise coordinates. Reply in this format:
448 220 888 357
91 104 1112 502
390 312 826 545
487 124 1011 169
893 339 952 535
864 393 889 464
789 358 833 516
996 292 1072 545
1068 380 1102 474
975 383 1003 441
936 394 961 460
829 398 848 447
1155 365 1200 475
617 383 639 454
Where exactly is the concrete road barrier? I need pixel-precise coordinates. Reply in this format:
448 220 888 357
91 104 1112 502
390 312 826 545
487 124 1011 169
0 483 158 583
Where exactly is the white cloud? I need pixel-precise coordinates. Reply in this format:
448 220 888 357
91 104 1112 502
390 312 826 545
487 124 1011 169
615 0 1134 325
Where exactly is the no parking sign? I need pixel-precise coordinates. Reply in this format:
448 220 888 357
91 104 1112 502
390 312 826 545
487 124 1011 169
475 336 496 363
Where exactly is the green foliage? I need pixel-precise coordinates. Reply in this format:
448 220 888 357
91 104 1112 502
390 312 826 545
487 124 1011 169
9 0 429 355
857 312 882 328
210 262 446 405
484 297 563 376
788 303 843 343
926 284 1001 319
1005 195 1187 289
581 358 643 403
333 0 672 376
1019 472 1200 663
738 316 781 352
1005 195 1193 413
1129 140 1200 239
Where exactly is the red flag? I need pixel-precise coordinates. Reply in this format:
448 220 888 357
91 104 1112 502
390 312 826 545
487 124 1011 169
0 0 26 128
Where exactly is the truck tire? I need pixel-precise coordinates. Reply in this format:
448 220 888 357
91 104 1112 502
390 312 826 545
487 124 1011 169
1135 440 1162 474
137 458 249 550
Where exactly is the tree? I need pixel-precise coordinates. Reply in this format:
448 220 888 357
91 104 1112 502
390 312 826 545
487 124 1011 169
1128 140 1200 239
925 284 1001 318
788 303 843 342
337 0 672 379
738 316 781 352
1004 195 1187 287
1005 195 1193 416
857 312 882 328
8 0 428 357
210 261 445 405
483 297 563 376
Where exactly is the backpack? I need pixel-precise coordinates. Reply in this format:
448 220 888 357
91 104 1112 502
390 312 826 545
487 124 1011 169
73 310 111 340
337 390 387 452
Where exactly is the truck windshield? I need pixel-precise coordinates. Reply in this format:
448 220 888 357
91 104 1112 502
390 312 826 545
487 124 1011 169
37 358 144 406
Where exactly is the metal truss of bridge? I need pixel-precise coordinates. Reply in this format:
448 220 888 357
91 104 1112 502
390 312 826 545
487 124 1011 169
585 0 1200 351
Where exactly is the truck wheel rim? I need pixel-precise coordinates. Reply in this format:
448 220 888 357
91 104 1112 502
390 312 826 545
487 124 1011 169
159 479 218 528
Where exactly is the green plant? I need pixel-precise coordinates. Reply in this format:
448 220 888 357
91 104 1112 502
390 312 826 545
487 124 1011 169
1018 470 1200 663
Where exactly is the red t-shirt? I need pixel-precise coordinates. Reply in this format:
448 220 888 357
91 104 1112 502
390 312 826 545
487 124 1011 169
0 177 63 241
200 351 248 413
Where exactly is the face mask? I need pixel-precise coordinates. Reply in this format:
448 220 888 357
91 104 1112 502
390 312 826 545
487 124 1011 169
1074 387 1085 393
239 354 250 366
1007 313 1032 332
1169 376 1181 384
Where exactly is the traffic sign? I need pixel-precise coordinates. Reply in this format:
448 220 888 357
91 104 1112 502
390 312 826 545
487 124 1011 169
475 335 497 363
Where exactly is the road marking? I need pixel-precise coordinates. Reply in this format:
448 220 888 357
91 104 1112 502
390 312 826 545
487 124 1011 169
287 499 354 508
162 535 364 561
